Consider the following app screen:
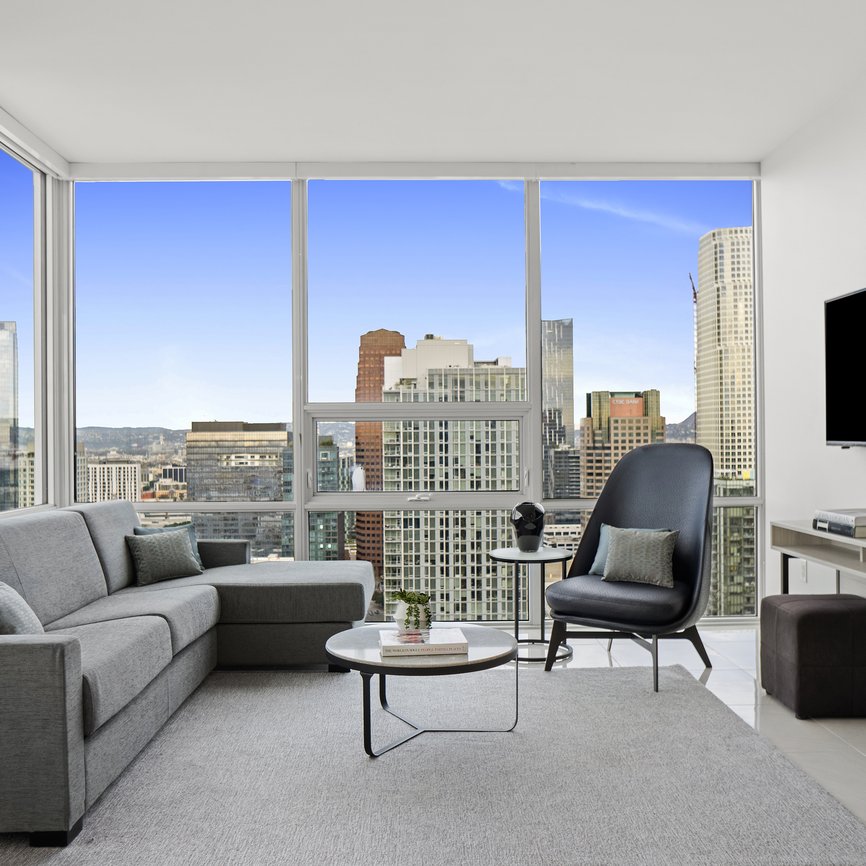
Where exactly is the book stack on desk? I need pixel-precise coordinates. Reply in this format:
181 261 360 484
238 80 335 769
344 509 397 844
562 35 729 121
812 508 866 538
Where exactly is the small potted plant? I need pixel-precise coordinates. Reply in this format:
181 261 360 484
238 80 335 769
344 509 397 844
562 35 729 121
392 587 432 634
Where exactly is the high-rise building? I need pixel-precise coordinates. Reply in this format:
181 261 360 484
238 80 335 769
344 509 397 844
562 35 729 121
696 227 755 490
580 390 665 497
696 226 757 615
0 321 19 511
542 318 575 441
353 329 406 582
308 436 346 562
86 460 142 502
74 441 88 504
542 318 579 498
186 421 291 558
17 450 35 508
380 335 526 622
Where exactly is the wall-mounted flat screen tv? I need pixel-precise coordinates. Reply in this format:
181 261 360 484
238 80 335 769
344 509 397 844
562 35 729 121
826 287 866 446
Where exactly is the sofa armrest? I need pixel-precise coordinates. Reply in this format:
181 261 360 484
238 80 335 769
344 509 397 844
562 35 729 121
0 635 86 836
198 539 251 569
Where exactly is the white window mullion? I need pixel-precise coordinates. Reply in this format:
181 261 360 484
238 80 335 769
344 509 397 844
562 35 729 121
292 179 308 559
45 176 74 507
524 179 543 628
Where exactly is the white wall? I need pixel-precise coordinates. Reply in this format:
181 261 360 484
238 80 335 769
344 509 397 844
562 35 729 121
761 71 866 597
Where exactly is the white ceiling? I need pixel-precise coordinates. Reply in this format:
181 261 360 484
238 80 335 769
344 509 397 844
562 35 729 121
2 0 866 168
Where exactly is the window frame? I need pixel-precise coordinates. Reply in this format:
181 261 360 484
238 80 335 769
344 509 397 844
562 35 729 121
0 150 763 623
0 142 50 513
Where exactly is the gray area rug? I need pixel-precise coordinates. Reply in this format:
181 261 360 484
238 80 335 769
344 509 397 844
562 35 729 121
3 664 866 866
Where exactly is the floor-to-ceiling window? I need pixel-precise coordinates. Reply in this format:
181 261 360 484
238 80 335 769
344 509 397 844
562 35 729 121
65 173 759 623
74 181 293 557
0 147 41 512
306 180 528 621
539 180 757 615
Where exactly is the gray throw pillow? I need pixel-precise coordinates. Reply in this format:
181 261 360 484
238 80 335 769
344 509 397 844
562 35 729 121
589 523 669 575
134 523 203 569
125 529 204 586
602 526 679 587
0 581 44 635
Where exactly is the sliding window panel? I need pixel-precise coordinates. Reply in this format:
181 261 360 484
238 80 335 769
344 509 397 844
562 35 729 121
0 148 40 510
74 181 292 506
307 180 525 403
540 180 755 500
314 419 521 493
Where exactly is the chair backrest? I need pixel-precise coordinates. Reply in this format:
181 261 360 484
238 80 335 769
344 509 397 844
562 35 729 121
569 443 714 628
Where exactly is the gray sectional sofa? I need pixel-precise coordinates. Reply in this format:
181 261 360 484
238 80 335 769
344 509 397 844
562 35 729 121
0 501 374 846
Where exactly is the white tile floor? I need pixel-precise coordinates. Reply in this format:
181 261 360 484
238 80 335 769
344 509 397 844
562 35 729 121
539 623 866 823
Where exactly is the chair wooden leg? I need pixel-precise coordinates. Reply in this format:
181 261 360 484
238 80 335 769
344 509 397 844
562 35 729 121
545 620 567 671
682 625 712 669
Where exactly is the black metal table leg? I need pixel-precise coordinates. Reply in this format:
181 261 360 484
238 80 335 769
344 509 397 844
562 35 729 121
359 666 519 758
513 560 572 662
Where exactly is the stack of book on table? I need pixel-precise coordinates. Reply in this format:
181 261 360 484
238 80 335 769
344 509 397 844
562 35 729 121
378 627 468 656
812 508 866 538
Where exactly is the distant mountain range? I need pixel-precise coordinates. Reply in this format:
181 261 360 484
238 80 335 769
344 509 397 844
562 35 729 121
18 414 695 455
665 411 696 442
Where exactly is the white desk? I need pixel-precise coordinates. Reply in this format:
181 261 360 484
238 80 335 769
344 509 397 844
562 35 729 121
770 519 866 593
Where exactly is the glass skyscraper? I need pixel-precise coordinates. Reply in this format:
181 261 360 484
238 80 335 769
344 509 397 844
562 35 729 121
186 421 291 558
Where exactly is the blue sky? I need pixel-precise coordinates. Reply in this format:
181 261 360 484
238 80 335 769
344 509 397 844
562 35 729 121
5 166 752 429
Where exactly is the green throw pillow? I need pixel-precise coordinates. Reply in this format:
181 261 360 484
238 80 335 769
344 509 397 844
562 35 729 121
134 523 203 569
602 526 679 587
0 581 44 635
125 529 204 586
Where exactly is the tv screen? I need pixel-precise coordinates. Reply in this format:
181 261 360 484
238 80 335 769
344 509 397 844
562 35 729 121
825 288 866 446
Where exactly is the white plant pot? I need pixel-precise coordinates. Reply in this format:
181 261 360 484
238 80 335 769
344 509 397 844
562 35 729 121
394 600 431 634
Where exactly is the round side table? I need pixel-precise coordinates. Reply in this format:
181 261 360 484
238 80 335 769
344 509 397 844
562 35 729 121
488 546 574 663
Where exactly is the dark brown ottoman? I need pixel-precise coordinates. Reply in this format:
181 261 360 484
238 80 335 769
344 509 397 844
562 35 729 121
760 594 866 719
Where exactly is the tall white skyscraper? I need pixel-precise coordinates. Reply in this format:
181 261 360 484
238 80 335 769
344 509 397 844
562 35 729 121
381 335 525 622
695 226 755 488
695 225 756 616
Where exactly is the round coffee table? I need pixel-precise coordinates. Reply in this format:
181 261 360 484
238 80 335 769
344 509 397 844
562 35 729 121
325 623 518 757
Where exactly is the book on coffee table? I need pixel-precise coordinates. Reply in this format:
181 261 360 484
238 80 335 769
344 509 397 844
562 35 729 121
379 627 469 656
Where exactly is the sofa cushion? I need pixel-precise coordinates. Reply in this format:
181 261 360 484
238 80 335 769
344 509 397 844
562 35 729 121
46 585 219 654
115 560 375 624
134 523 204 569
125 530 204 586
66 501 141 593
0 581 45 634
50 616 172 735
546 573 691 629
0 510 108 625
